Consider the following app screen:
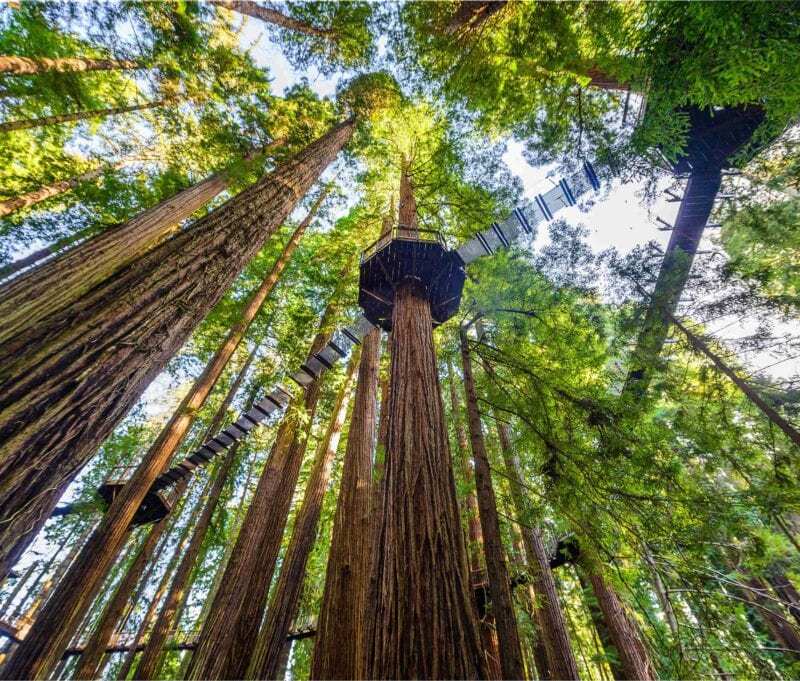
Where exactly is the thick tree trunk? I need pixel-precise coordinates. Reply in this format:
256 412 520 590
363 163 486 679
186 300 341 681
767 571 800 628
668 312 800 449
0 56 141 75
0 158 134 219
459 329 525 680
446 360 502 680
311 329 380 680
0 121 350 585
248 354 358 679
0 137 282 348
487 384 578 679
582 567 655 680
0 98 171 133
211 0 332 38
575 570 625 680
72 510 175 680
133 396 256 680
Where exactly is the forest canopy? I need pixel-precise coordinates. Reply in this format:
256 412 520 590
1 2 800 680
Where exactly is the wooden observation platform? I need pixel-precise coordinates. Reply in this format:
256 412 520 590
97 466 180 526
358 226 466 331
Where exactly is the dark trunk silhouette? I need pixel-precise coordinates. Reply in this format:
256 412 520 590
311 329 380 680
0 122 349 585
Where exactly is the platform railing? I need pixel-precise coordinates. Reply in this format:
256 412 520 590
360 225 445 263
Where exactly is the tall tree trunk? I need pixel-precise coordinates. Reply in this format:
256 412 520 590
0 121 350 585
311 329 380 680
767 571 800 628
73 507 177 680
575 570 626 680
248 353 358 680
580 566 655 680
210 0 332 38
363 163 486 679
0 157 135 219
482 350 579 680
0 137 282 348
133 394 257 680
0 56 141 75
668 312 800 449
0 98 172 133
459 329 525 680
445 359 502 680
186 298 342 681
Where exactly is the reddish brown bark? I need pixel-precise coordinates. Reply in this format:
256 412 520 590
0 56 141 75
458 332 524 679
248 354 358 679
73 509 175 679
363 162 486 679
311 329 380 680
584 567 656 680
446 1 507 34
0 137 282 349
134 405 254 679
186 301 341 680
0 121 350 585
0 98 171 133
446 360 502 680
211 0 332 37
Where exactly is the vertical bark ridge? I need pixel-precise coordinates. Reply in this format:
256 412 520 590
0 120 351 583
446 359 502 680
459 329 525 680
312 328 380 680
186 297 344 681
248 352 358 679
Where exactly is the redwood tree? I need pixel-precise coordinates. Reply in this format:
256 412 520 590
248 352 358 679
0 120 352 584
458 331 524 679
0 55 141 75
362 162 487 679
311 328 380 680
186 299 342 680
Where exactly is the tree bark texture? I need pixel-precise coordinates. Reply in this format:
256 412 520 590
211 0 332 37
492 409 579 680
459 330 525 680
133 402 254 679
363 284 486 679
0 137 282 350
73 508 175 680
584 568 656 680
311 329 380 681
446 360 502 680
0 56 141 75
248 353 358 679
186 302 341 681
0 120 352 586
0 98 171 133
